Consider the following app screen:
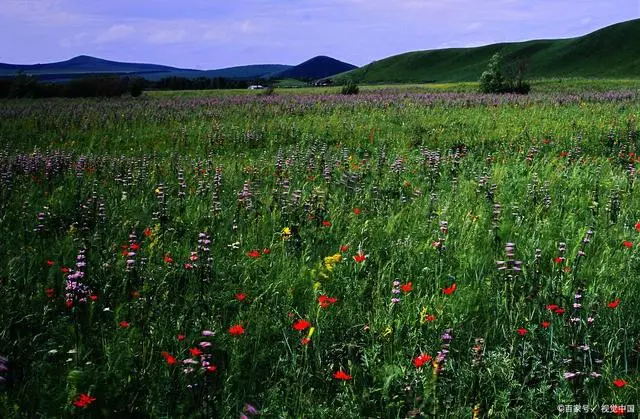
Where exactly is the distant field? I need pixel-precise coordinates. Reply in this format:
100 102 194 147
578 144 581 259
146 78 640 97
0 86 638 417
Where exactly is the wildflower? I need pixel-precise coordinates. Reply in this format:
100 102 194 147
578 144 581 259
293 319 311 331
564 372 579 380
322 220 331 227
623 241 633 248
333 370 352 380
301 337 311 345
163 254 173 263
546 304 559 311
353 207 361 215
318 295 337 308
339 245 349 253
119 321 130 328
442 283 457 295
130 243 140 251
554 308 565 315
235 293 247 302
400 282 413 293
554 257 564 264
612 378 627 388
206 365 217 373
183 263 193 270
353 253 366 263
45 288 55 298
281 227 292 238
247 250 261 258
72 393 96 408
517 328 527 336
607 298 620 309
425 314 436 322
563 266 571 273
635 221 640 232
143 227 152 237
46 260 55 267
189 347 202 357
61 267 70 273
412 353 432 368
161 351 177 365
177 334 185 341
262 248 271 255
541 321 550 329
229 324 245 336
244 403 258 415
201 330 215 336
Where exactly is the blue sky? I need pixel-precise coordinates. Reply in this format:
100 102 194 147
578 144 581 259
1 0 638 69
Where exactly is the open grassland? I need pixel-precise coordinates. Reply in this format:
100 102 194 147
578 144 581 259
0 89 639 417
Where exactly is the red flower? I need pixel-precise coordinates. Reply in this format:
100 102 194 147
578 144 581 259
545 304 558 311
206 365 218 373
623 241 633 249
611 405 625 416
353 253 366 263
247 250 261 258
635 221 640 232
262 248 271 255
143 227 152 237
177 334 185 341
164 254 174 263
339 245 349 253
607 298 620 309
45 288 55 298
189 347 202 357
72 393 96 408
183 263 194 270
46 260 55 267
442 283 457 295
353 207 361 215
554 308 565 315
554 257 564 264
161 351 177 365
541 321 550 329
130 243 140 251
293 319 311 331
235 293 247 302
400 282 413 293
517 328 527 336
65 300 73 309
333 370 352 380
612 378 627 388
412 353 432 368
322 220 331 227
301 337 311 345
229 324 245 336
318 295 337 308
89 294 98 301
424 314 436 322
61 267 70 273
119 321 130 328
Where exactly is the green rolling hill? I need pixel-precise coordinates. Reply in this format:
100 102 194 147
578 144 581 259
334 18 640 84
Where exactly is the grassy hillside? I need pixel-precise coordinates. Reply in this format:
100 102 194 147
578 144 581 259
335 19 640 83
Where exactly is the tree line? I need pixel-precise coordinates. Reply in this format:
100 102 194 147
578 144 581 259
0 73 267 98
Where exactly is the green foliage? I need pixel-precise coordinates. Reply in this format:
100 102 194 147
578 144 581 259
341 79 359 95
129 77 145 97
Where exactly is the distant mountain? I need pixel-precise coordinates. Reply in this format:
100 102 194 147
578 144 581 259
274 56 357 80
0 55 292 81
334 18 640 83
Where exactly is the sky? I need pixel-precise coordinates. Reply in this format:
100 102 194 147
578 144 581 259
1 0 639 69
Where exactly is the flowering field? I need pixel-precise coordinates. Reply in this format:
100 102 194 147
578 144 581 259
0 90 638 417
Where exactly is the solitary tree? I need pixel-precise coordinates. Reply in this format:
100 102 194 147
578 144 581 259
479 53 530 94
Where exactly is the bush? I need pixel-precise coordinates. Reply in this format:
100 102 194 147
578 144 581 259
129 77 145 97
479 53 530 94
341 80 359 95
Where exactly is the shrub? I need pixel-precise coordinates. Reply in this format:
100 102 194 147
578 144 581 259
341 80 359 95
479 53 530 94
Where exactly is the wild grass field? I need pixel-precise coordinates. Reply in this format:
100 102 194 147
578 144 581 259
0 85 638 418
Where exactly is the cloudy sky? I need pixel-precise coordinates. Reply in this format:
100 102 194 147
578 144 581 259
1 0 638 69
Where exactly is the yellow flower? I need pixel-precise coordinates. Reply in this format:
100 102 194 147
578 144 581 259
282 227 292 238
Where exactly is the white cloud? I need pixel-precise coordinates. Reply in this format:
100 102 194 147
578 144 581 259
147 29 186 44
96 24 135 43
